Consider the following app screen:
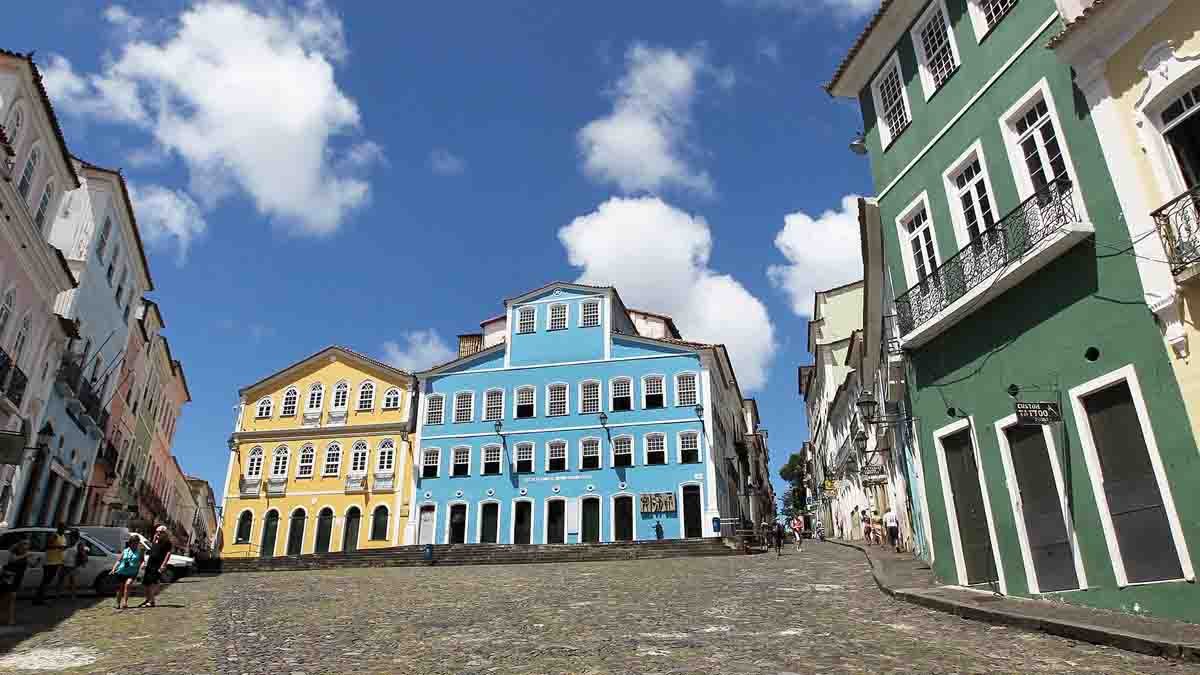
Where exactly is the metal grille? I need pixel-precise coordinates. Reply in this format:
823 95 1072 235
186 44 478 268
454 392 473 422
484 389 504 420
549 304 567 330
517 307 535 334
581 381 600 413
981 0 1017 29
426 395 444 424
548 384 568 416
1152 183 1200 274
677 373 697 406
582 300 600 327
920 7 957 88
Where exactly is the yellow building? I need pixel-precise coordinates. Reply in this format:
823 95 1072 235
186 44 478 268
220 346 416 558
1051 0 1200 443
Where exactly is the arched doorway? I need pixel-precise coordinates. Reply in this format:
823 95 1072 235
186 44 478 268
417 505 436 545
581 498 600 543
343 507 361 552
286 509 306 556
370 505 389 542
683 485 703 538
315 508 333 553
260 511 279 558
480 502 499 543
513 501 532 545
448 504 467 544
614 496 634 541
546 500 565 544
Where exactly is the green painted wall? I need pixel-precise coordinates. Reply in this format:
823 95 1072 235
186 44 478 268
856 0 1200 622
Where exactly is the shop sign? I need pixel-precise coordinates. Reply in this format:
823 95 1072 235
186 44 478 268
640 492 676 513
822 479 835 492
863 476 888 486
861 465 885 477
1015 401 1062 425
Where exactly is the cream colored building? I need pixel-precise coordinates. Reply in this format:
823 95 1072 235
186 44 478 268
1051 0 1200 443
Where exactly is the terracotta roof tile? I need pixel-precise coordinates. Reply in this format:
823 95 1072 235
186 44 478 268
1047 0 1112 49
824 0 895 95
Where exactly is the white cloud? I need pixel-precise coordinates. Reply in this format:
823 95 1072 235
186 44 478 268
577 44 724 196
429 148 466 176
767 195 863 316
103 4 146 36
127 183 208 265
757 39 781 64
382 330 457 373
41 1 375 236
724 0 879 20
559 197 776 391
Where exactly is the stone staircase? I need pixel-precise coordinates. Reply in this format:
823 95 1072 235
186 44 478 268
220 537 738 574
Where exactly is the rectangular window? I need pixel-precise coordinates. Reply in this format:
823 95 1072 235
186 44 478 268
581 381 600 414
484 390 503 421
581 439 600 470
422 449 439 479
452 447 470 477
872 54 910 148
914 2 958 96
613 437 633 467
947 149 997 244
548 304 567 330
516 387 535 418
1015 99 1068 194
515 444 534 473
426 396 444 425
548 442 567 472
903 202 938 284
646 435 666 465
676 374 697 407
517 306 536 334
96 217 111 260
581 300 600 327
680 433 700 463
644 377 664 409
548 384 568 416
483 446 502 475
980 0 1016 30
612 379 632 412
454 392 473 423
297 452 314 477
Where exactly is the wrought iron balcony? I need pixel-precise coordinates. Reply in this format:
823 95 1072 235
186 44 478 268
97 441 119 467
344 475 367 494
239 478 261 497
301 410 321 428
56 353 84 399
0 349 12 397
6 364 28 409
265 477 287 496
1152 184 1200 275
77 378 102 425
895 179 1082 339
372 472 395 492
326 409 347 426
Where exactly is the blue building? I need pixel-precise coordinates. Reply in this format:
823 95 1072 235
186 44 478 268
402 282 771 546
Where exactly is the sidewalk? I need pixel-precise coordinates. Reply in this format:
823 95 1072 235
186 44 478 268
828 538 1200 663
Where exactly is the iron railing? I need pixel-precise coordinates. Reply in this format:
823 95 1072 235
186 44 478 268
1152 183 1200 275
6 365 28 408
895 178 1079 335
0 349 13 396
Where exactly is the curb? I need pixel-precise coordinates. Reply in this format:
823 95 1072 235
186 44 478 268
825 539 1200 663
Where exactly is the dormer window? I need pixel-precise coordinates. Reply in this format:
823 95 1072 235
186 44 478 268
611 378 632 412
307 383 324 411
517 306 536 334
383 387 401 409
281 388 298 417
548 303 567 330
516 386 535 419
255 397 273 418
643 376 665 409
332 382 349 410
581 300 600 327
357 381 375 411
426 394 445 425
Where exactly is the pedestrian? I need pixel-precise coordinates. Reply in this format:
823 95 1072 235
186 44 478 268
851 507 861 542
111 535 143 610
790 515 804 552
884 507 900 552
139 526 172 608
34 523 67 605
1 539 35 625
773 521 784 556
56 537 89 600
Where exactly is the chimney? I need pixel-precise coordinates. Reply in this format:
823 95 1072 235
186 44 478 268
458 334 483 357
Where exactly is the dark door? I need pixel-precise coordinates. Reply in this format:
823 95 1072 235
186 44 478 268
683 486 702 538
449 504 467 544
1166 107 1200 189
480 503 499 544
514 501 532 545
1005 425 1078 591
942 429 992 584
315 508 333 553
286 509 306 556
342 507 360 552
581 498 600 543
1084 382 1183 583
547 500 565 544
614 496 634 541
260 511 279 558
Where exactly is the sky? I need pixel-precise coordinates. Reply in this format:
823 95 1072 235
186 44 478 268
6 0 878 510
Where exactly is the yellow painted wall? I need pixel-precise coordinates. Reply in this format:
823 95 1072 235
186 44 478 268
241 358 411 433
1165 283 1200 446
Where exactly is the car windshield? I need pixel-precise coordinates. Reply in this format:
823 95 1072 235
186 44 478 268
79 529 124 554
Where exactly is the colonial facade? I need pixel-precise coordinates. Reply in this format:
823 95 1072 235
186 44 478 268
403 282 767 547
221 346 417 558
828 0 1200 621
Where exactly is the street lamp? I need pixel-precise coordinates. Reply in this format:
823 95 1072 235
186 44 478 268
597 412 610 441
494 419 503 435
855 390 878 423
853 430 869 453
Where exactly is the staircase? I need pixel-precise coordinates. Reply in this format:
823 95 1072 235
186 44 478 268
220 537 737 574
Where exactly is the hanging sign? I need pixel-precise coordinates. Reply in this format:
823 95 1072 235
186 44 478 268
822 479 835 492
640 492 677 513
861 465 885 477
1015 401 1062 425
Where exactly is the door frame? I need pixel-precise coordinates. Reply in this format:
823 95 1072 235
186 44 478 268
444 500 468 545
476 499 501 544
285 506 309 556
1068 364 1193 587
510 497 534 545
610 492 637 542
543 497 567 544
993 414 1087 594
932 416 1007 593
261 508 280 557
314 505 336 553
342 506 362 552
579 495 602 543
415 502 438 545
678 481 704 539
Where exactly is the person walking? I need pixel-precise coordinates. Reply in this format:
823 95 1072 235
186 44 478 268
790 515 804 552
1 539 35 625
884 507 900 552
57 537 89 600
34 523 67 605
850 507 861 542
773 521 785 556
111 535 143 610
139 527 172 608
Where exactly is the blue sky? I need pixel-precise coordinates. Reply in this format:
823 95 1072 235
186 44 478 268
7 0 877 508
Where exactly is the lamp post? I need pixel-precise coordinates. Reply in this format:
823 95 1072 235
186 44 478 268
598 412 610 442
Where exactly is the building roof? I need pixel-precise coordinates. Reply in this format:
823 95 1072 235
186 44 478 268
824 0 896 96
239 345 415 396
419 342 505 377
1047 0 1113 49
627 308 682 339
504 281 613 305
73 157 155 291
0 49 79 188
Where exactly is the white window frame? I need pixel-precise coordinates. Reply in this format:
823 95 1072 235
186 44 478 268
546 439 568 472
514 442 535 473
426 394 445 425
357 381 375 411
307 383 324 412
942 140 1000 249
894 191 942 289
674 372 698 407
870 52 911 150
451 446 472 477
271 446 290 478
546 382 569 417
547 303 568 331
580 437 602 470
422 448 441 478
930 417 1007 594
383 387 402 410
993 414 1087 594
350 441 369 476
281 388 298 417
517 306 536 334
641 374 666 409
611 435 634 467
255 397 273 419
322 442 342 477
453 391 475 423
610 377 633 412
998 78 1089 222
297 445 315 478
580 299 601 327
1067 364 1194 587
910 0 960 100
481 443 503 476
643 433 667 465
331 381 349 411
245 446 264 478
376 439 396 474
579 379 601 414
483 388 505 421
514 385 536 419
677 431 701 464
966 0 1018 42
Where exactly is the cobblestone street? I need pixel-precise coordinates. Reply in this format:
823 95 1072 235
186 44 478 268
2 542 1197 674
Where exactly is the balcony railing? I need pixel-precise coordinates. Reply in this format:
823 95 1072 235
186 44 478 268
344 475 366 494
1152 184 1200 275
239 478 261 498
6 364 28 409
895 178 1079 336
97 441 119 467
372 472 395 492
266 477 287 496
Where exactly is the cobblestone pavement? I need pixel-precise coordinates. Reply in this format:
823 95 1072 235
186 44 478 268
2 541 1199 674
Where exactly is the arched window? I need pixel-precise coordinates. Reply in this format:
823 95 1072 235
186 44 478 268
307 383 324 411
483 389 504 421
350 440 369 475
357 381 374 410
0 290 13 340
235 511 253 543
421 448 440 478
383 387 401 409
256 397 273 418
246 446 264 478
613 436 633 467
453 391 473 423
514 442 534 473
679 431 700 463
281 387 298 416
645 433 667 465
611 377 632 412
370 505 389 541
332 381 348 409
271 446 289 477
5 107 22 144
547 383 568 417
515 386 535 419
34 180 53 230
16 146 38 199
425 394 444 424
676 373 698 406
14 315 31 364
376 439 395 473
547 440 567 472
581 438 601 470
580 381 600 414
482 444 502 475
297 444 315 477
322 442 341 476
642 375 665 409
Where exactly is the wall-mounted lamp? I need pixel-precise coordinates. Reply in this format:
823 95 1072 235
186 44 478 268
849 131 868 156
693 405 703 418
853 430 869 453
493 420 503 435
598 412 610 441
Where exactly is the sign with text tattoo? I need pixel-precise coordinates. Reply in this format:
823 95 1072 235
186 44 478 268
640 492 677 513
1014 401 1062 425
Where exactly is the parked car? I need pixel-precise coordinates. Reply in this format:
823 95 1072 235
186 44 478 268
0 527 122 595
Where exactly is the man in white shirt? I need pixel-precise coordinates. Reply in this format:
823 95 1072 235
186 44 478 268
884 508 900 552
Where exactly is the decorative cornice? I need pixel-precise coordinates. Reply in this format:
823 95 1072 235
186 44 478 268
230 420 412 444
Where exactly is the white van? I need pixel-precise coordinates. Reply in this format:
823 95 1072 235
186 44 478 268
0 528 122 595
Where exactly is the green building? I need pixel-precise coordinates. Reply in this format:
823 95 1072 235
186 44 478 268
827 0 1200 621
